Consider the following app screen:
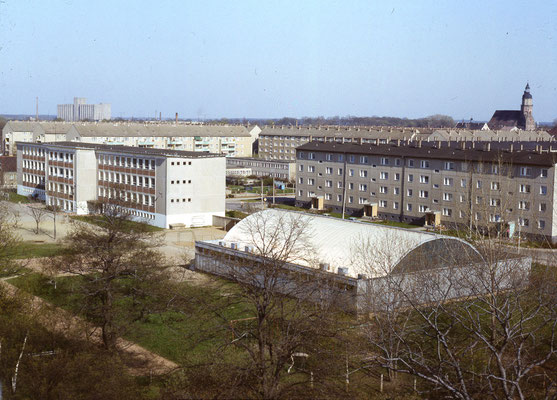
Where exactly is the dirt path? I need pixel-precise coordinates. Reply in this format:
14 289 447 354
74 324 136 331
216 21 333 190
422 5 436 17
0 277 179 376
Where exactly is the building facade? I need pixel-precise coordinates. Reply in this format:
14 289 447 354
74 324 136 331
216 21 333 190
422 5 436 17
295 141 557 241
226 157 296 180
16 142 225 228
57 97 111 121
0 156 17 189
488 84 536 131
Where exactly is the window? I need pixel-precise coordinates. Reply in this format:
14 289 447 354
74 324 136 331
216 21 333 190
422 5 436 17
380 157 389 165
419 175 429 184
394 173 400 181
519 184 530 193
541 169 548 178
538 220 546 229
407 174 414 182
419 190 428 198
337 168 343 175
359 184 367 191
325 180 332 188
326 167 333 174
308 152 315 160
380 172 388 180
349 155 355 163
407 159 415 167
518 201 530 210
298 190 303 196
490 198 500 207
476 196 482 205
378 186 387 194
491 164 499 174
442 208 452 217
360 156 369 163
407 189 413 197
395 158 401 166
359 170 368 178
298 177 303 184
299 164 304 172
348 196 354 204
337 181 343 188
443 193 453 201
460 178 467 188
518 218 529 227
539 203 547 212
540 186 547 195
308 165 315 172
419 205 428 212
406 203 412 211
337 194 342 202
326 153 333 161
519 167 531 176
491 182 500 190
359 197 367 204
325 193 332 200
349 169 355 177
420 160 429 168
338 154 344 162
393 187 400 195
308 178 315 185
444 161 455 170
489 214 502 222
379 200 387 208
393 201 399 210
476 180 482 189
443 177 453 186
348 183 354 190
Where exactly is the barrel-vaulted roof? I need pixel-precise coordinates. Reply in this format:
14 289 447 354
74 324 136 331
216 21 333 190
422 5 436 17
221 209 481 278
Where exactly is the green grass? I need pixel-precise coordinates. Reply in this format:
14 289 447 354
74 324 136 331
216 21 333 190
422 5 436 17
3 241 70 259
6 192 32 203
71 215 164 232
225 210 248 219
8 272 253 364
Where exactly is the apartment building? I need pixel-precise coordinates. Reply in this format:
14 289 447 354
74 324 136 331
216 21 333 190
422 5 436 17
57 97 111 121
66 123 255 157
226 157 296 180
258 125 553 161
0 156 17 189
2 121 74 155
295 140 557 242
17 142 225 228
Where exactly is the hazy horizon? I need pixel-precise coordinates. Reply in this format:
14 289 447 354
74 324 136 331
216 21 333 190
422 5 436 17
0 0 555 121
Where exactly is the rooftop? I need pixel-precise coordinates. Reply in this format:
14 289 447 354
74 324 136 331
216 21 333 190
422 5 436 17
16 141 224 159
296 140 557 167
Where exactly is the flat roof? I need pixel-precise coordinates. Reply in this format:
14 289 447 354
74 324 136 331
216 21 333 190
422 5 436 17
16 141 224 159
296 141 557 167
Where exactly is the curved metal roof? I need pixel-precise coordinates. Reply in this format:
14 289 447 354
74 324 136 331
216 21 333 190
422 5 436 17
223 209 480 278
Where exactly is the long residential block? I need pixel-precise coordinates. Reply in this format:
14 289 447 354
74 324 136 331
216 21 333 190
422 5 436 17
295 140 557 242
16 142 225 228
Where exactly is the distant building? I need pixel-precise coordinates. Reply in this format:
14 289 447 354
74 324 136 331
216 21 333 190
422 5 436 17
226 157 296 180
488 84 536 131
0 156 17 189
57 97 111 121
454 121 490 130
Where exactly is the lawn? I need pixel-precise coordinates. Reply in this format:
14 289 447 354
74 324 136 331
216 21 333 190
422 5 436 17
371 220 421 229
71 215 164 232
3 241 70 259
8 272 252 365
5 192 32 203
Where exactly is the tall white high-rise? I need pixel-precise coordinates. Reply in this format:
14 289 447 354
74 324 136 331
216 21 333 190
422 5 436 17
57 97 111 121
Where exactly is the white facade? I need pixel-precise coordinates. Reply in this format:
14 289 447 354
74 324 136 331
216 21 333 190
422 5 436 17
56 97 111 121
16 142 226 229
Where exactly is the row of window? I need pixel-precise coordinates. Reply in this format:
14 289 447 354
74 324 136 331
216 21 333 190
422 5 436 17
99 171 155 188
170 198 192 203
169 160 193 166
98 187 156 206
22 160 45 170
22 173 44 185
170 179 192 184
49 167 73 179
21 146 46 156
98 154 156 170
48 182 73 195
298 157 549 177
49 151 74 162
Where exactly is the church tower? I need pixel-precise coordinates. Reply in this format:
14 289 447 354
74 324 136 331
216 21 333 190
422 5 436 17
520 83 535 130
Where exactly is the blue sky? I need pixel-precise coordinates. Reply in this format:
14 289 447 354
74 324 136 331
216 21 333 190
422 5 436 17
0 0 556 121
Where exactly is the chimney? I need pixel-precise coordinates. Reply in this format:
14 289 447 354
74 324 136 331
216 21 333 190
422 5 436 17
159 112 161 121
175 112 178 123
510 143 514 152
461 141 466 150
397 139 401 146
418 140 422 148
437 140 442 148
486 143 491 152
520 144 524 151
472 141 476 149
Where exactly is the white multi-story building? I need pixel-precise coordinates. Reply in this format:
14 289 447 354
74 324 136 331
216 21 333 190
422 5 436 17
16 142 225 228
57 97 111 121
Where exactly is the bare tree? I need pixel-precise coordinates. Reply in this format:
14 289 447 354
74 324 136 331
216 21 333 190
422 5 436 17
183 211 346 399
48 200 170 350
354 230 557 399
26 204 47 235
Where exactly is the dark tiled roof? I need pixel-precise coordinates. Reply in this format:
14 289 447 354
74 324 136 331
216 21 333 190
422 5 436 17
296 141 557 167
454 122 487 130
15 141 224 159
488 110 525 130
0 156 17 172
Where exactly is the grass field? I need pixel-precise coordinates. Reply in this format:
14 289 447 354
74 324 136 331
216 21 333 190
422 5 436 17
5 192 32 203
4 241 69 259
71 215 164 232
7 272 252 364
